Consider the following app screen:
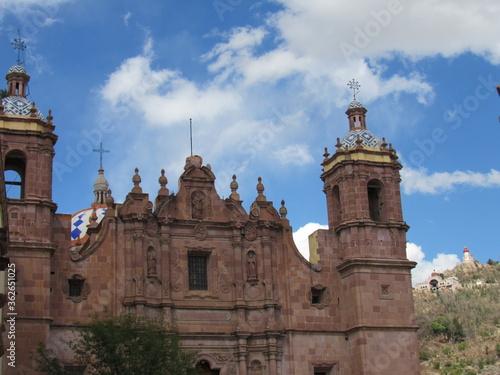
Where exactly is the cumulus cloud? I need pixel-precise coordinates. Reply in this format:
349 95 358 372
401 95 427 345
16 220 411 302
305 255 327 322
274 144 314 166
406 242 461 285
401 166 500 195
292 223 329 260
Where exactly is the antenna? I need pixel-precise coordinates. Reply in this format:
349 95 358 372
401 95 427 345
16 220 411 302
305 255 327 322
189 118 193 156
93 142 110 168
347 79 361 100
11 30 27 66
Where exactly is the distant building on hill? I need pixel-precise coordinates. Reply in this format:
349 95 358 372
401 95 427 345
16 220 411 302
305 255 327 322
415 272 461 292
462 247 474 263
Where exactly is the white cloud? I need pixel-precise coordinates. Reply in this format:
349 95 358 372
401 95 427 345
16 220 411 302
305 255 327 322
292 223 329 260
401 166 500 195
406 242 461 285
274 144 314 166
123 11 132 27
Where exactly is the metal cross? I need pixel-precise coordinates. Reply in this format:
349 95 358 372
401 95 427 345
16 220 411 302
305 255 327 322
11 30 27 66
93 142 110 168
347 79 361 100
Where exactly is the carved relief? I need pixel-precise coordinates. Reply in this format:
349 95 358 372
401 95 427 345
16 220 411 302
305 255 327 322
249 359 264 375
245 222 257 241
246 250 258 284
194 224 207 241
145 216 158 236
245 284 262 300
145 278 161 297
147 247 157 276
191 190 205 220
133 276 144 296
249 202 260 220
171 248 183 292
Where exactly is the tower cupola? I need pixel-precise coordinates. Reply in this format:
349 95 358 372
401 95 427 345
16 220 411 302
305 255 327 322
93 167 109 205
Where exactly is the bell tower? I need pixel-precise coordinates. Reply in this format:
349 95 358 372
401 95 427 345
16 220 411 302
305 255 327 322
0 35 58 371
321 81 420 374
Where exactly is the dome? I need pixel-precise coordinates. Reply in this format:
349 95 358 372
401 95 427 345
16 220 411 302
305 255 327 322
1 96 44 120
94 167 109 191
71 207 106 243
7 65 27 74
341 128 381 149
347 100 365 109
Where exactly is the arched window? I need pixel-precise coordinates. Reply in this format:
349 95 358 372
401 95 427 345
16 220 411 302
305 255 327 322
4 151 26 199
367 179 385 222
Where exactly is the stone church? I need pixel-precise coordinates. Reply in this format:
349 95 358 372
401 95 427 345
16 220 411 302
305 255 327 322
0 58 420 374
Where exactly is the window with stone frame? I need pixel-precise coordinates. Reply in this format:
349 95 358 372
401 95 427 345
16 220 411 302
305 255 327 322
309 284 332 309
188 254 208 290
63 274 90 302
367 179 385 222
313 363 334 375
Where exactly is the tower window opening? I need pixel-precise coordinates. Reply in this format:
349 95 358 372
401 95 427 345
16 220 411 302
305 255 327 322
330 185 341 227
367 180 384 222
68 276 85 297
5 151 26 199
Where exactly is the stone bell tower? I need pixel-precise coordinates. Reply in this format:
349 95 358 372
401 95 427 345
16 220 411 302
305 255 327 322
320 81 420 374
0 36 58 371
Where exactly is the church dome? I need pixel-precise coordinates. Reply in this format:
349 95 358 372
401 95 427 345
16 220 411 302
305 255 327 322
347 99 365 109
71 207 106 243
1 96 44 120
341 128 381 149
7 64 27 74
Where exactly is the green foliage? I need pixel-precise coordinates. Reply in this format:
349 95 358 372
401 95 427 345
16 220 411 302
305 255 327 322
457 343 467 351
34 314 200 375
496 342 500 358
464 371 476 375
487 259 498 266
419 350 431 361
442 347 452 356
32 343 68 375
432 361 441 369
0 89 7 99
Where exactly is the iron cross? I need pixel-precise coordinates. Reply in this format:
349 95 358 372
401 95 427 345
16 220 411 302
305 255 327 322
93 142 110 168
347 79 361 100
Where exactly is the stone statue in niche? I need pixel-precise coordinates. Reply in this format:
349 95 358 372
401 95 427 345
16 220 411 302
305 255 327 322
147 247 157 276
246 251 258 283
191 191 205 220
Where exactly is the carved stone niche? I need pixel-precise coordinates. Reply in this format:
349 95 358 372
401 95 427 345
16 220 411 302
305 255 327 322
246 250 258 285
308 284 332 309
62 274 91 303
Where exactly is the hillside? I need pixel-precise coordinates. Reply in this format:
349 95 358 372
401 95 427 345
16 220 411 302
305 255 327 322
414 261 500 375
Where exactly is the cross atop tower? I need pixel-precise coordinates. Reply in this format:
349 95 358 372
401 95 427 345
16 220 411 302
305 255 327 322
93 142 110 168
11 30 27 66
347 79 361 100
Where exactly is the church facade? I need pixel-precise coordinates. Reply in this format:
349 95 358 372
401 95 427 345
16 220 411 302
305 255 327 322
0 62 420 374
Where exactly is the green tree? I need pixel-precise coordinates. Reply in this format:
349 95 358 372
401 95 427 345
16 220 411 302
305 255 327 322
0 89 7 99
34 313 200 375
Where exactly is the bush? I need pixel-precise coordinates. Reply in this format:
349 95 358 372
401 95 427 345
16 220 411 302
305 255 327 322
432 361 440 369
458 343 467 351
442 346 452 356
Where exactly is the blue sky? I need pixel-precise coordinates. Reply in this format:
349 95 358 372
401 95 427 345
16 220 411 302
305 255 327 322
1 0 499 284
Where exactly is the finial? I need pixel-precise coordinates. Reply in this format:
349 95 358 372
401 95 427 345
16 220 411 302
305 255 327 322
347 79 361 100
106 189 114 207
381 137 388 150
132 168 142 193
323 147 330 159
93 142 110 168
355 134 363 149
229 174 240 201
256 177 266 201
157 169 169 196
46 109 53 124
335 138 343 151
30 102 37 118
11 30 27 66
279 200 288 219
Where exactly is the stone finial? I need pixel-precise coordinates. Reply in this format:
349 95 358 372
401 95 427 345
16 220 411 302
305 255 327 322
323 147 330 160
230 174 240 200
381 137 388 150
30 102 38 118
132 168 142 193
106 189 114 206
279 200 288 219
88 207 98 229
335 138 343 151
256 177 266 201
158 169 169 196
46 109 53 124
184 155 203 170
355 134 363 149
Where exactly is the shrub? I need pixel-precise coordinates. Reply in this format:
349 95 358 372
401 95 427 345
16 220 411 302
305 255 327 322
432 361 440 369
458 343 467 351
